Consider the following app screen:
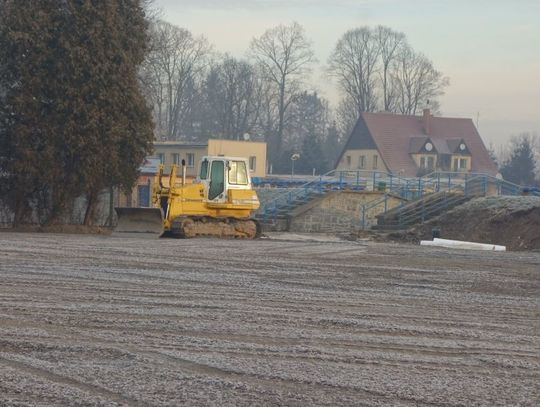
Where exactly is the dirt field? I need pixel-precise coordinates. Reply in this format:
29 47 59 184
0 232 539 406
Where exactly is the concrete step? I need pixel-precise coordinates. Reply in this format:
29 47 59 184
374 195 473 229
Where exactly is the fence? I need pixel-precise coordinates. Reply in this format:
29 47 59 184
363 172 539 230
258 169 538 228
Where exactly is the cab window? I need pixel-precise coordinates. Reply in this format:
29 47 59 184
199 159 208 179
228 161 248 185
208 160 224 200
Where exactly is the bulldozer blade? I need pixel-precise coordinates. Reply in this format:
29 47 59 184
114 208 164 236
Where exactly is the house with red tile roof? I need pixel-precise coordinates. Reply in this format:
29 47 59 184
335 110 498 177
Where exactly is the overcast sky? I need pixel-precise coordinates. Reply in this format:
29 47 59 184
153 0 540 146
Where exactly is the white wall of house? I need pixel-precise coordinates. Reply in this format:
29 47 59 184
336 149 388 172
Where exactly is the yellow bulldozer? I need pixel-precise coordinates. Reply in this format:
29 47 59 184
115 156 261 238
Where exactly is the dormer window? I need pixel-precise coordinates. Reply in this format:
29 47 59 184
447 139 469 154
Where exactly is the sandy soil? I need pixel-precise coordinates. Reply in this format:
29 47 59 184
0 232 539 406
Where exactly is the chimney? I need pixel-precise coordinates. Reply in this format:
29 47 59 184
423 108 431 135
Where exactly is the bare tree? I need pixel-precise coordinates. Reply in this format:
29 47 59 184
330 25 448 138
141 0 160 22
141 21 211 140
328 27 381 115
249 22 315 162
335 94 360 138
203 56 261 140
392 47 449 115
254 74 280 152
376 26 406 112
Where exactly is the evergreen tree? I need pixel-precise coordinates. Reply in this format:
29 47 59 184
487 142 499 169
500 134 536 186
279 91 332 174
295 135 328 175
0 1 154 225
0 1 68 223
322 122 343 169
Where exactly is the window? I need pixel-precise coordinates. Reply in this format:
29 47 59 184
453 157 468 171
138 185 150 207
346 155 351 168
358 156 365 169
420 157 426 168
208 161 225 200
186 153 195 168
157 153 165 164
249 156 256 172
228 160 248 185
373 155 378 169
199 159 208 180
427 156 434 169
172 153 180 165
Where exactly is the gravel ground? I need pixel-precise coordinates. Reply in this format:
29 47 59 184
0 231 539 406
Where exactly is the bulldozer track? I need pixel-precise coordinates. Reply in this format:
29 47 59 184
171 216 261 239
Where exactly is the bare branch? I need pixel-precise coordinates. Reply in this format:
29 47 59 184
249 22 316 161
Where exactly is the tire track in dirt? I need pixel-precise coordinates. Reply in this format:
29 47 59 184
0 356 146 406
0 321 420 405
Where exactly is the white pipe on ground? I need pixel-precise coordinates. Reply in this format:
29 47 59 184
420 238 506 251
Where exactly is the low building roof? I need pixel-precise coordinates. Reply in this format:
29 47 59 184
154 141 207 149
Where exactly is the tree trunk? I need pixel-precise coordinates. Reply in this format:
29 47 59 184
13 199 30 226
83 191 98 226
277 80 286 156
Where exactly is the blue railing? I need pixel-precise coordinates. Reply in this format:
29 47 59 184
524 187 540 197
368 172 538 230
258 169 538 225
258 169 415 223
420 171 528 197
361 193 391 229
258 169 337 224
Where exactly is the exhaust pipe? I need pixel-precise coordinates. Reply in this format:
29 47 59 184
182 159 186 185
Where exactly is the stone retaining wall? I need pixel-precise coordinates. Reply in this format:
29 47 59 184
254 188 289 212
289 191 404 233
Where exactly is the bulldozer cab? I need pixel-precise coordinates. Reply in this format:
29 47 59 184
198 156 252 202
